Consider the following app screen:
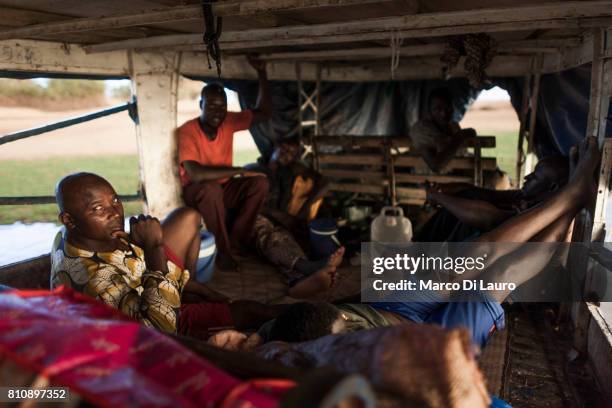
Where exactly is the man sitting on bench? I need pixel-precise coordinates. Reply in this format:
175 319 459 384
409 87 476 173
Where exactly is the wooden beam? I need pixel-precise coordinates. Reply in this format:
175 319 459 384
0 39 130 76
329 183 386 195
394 174 473 184
315 135 495 148
84 2 612 53
319 153 496 170
259 40 575 61
261 43 445 60
87 16 612 54
0 39 581 81
394 156 497 171
131 51 183 218
396 187 426 200
0 0 395 41
323 169 472 184
181 21 601 53
322 169 387 181
319 154 384 165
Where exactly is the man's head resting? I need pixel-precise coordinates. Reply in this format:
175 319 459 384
200 83 228 129
56 173 125 247
271 136 301 166
521 155 569 199
268 302 345 343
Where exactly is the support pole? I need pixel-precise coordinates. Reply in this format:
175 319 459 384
0 102 134 146
296 61 322 170
516 76 531 186
314 63 322 171
131 51 183 218
570 28 611 356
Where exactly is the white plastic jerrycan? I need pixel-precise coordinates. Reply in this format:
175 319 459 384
370 206 413 243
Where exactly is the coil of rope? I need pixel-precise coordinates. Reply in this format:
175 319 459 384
202 0 223 78
440 33 497 89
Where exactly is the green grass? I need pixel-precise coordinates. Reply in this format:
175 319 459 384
0 149 262 224
0 155 142 224
233 148 261 167
1 141 518 225
484 130 520 179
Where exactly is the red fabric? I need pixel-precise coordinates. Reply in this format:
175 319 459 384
163 244 184 270
177 111 253 186
179 302 234 340
0 286 292 408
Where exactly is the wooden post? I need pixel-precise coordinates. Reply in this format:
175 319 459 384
570 28 611 354
524 67 542 177
516 76 530 186
473 137 483 187
314 63 322 171
131 51 183 218
384 138 397 206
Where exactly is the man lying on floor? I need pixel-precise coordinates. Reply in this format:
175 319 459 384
209 136 600 349
50 172 284 338
246 136 344 298
415 154 569 242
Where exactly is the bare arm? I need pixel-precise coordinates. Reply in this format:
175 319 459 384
183 160 244 183
297 176 329 220
248 56 272 124
429 191 515 230
420 128 475 173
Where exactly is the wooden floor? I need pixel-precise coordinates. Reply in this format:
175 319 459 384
495 306 603 407
205 252 362 305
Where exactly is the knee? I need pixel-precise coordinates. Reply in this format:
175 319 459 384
169 207 202 230
248 176 269 195
181 207 203 228
195 182 224 203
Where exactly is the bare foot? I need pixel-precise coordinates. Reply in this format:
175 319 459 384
288 265 336 299
288 248 345 298
328 246 345 268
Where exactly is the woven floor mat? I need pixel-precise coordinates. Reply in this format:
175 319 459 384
478 328 508 397
205 253 361 304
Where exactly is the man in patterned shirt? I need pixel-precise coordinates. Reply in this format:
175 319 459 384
50 172 275 336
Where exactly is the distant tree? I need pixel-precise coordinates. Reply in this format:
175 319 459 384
111 84 132 100
46 79 105 99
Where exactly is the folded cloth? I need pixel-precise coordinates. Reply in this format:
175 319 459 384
0 286 292 408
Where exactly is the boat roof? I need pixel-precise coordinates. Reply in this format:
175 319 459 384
0 0 609 80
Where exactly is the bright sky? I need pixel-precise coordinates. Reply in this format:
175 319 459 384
34 78 510 103
478 86 510 101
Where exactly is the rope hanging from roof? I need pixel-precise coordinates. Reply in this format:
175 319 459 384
390 31 404 80
202 0 223 78
441 33 497 89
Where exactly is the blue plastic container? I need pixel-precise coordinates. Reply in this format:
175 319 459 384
490 396 512 408
195 231 216 283
309 218 341 260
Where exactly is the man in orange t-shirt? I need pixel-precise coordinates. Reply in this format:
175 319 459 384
177 57 272 271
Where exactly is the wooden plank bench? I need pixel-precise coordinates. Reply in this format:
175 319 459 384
312 135 497 206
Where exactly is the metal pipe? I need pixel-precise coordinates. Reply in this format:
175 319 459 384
0 194 142 206
0 102 135 146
